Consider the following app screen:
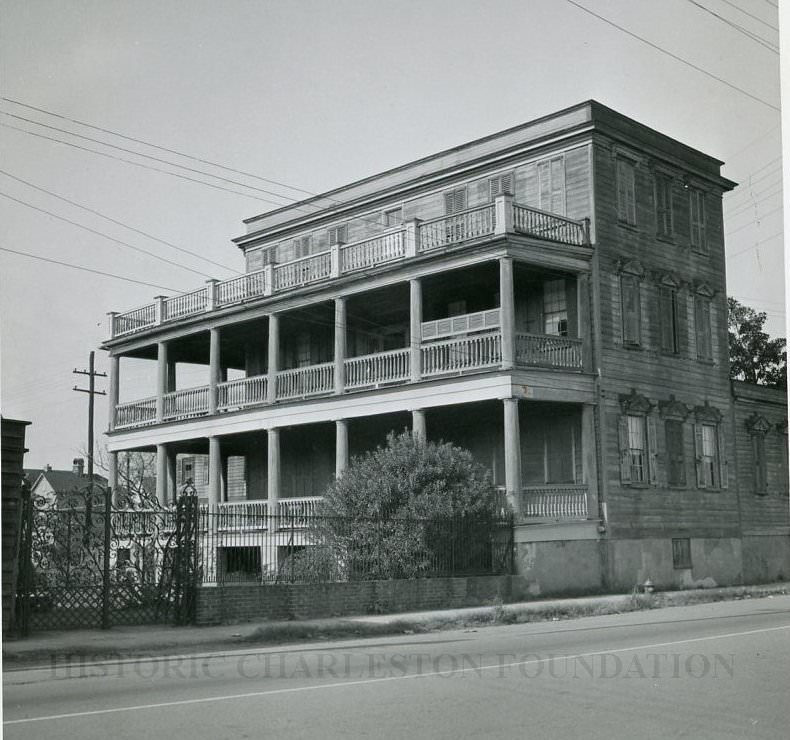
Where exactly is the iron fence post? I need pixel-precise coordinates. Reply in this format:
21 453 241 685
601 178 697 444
101 487 112 629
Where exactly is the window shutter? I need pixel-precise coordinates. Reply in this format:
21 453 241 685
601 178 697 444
619 416 632 483
524 163 539 207
551 157 565 215
455 189 466 213
617 160 628 221
622 276 640 345
503 172 513 196
659 287 673 351
647 415 658 486
676 291 688 356
694 423 706 488
626 167 636 224
444 192 455 215
718 427 728 489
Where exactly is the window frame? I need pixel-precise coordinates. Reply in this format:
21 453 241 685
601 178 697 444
621 273 642 346
489 172 514 200
383 207 403 227
327 224 348 246
689 187 707 253
694 294 713 361
654 172 674 239
618 392 658 487
665 419 687 487
616 157 637 226
672 538 692 569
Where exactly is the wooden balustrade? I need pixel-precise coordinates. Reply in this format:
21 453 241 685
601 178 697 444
163 287 208 321
419 204 496 252
341 230 405 273
275 363 334 400
344 348 410 389
515 333 583 369
115 397 157 429
512 204 588 246
217 375 268 411
162 386 210 420
113 304 157 337
519 485 588 519
216 270 268 306
422 332 502 376
273 251 332 290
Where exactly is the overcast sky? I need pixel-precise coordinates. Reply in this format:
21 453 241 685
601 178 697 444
0 0 784 468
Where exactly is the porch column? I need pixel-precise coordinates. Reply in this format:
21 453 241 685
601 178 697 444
267 314 279 404
412 409 427 441
156 443 168 506
220 452 229 503
107 451 119 504
503 398 522 515
335 419 349 477
581 403 599 520
108 354 119 432
156 341 168 422
499 257 515 370
267 428 281 510
166 448 177 505
209 327 220 414
334 297 346 395
409 278 422 383
208 436 221 507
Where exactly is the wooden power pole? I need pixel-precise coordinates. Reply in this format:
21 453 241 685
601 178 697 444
73 351 107 487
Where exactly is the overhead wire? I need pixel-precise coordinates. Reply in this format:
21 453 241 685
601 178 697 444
715 0 778 32
682 0 778 52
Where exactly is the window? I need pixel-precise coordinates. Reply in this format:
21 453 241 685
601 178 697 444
179 457 194 483
665 420 687 486
696 423 719 488
621 274 641 345
659 286 682 354
672 538 692 569
694 295 713 360
689 188 707 252
616 158 637 225
543 279 568 336
538 157 565 215
618 393 657 486
444 187 467 215
489 172 514 199
655 174 673 238
447 300 467 317
292 235 312 258
752 434 767 495
626 414 648 483
327 224 347 246
545 416 577 484
383 207 402 227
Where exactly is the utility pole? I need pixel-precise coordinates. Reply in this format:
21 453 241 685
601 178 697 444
73 351 107 490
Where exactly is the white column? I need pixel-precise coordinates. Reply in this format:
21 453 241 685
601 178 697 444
108 354 119 432
335 419 349 478
156 443 168 506
412 409 427 441
267 428 281 509
410 278 422 383
107 451 119 505
205 278 219 312
494 193 514 235
208 436 221 507
503 398 522 515
499 257 515 370
107 311 118 339
404 219 421 258
156 341 168 422
166 449 177 505
209 327 220 414
334 297 346 395
267 314 279 403
154 295 166 325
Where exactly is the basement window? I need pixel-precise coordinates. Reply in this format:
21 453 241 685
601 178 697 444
672 538 692 569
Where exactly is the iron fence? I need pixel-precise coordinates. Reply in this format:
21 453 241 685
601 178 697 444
197 507 513 585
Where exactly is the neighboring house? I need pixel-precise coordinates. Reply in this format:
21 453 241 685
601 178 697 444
26 459 108 507
102 101 789 593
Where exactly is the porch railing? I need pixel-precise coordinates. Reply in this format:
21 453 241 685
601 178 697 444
276 363 334 400
273 251 332 291
214 500 269 530
344 348 410 389
520 485 588 519
218 375 268 411
163 287 208 321
422 331 502 376
515 333 583 369
113 303 157 336
419 204 496 252
513 204 588 246
341 230 405 273
217 270 268 306
421 308 501 340
115 397 157 429
163 386 210 420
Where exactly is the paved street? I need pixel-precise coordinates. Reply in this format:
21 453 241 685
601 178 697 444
4 596 790 739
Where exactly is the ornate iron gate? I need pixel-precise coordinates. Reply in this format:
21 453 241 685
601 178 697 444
15 488 199 634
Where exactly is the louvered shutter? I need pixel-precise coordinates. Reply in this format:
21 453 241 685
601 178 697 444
659 287 673 352
694 424 706 488
647 415 658 486
622 276 641 345
617 160 628 221
619 416 632 483
551 157 565 215
524 163 538 207
625 165 636 224
676 290 688 356
718 427 728 489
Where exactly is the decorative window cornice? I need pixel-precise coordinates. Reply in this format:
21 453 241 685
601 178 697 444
659 395 690 421
777 419 788 436
616 258 645 277
745 414 772 436
693 281 716 298
619 389 654 415
694 402 722 424
655 271 682 289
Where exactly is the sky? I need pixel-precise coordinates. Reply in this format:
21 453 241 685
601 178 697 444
0 0 785 469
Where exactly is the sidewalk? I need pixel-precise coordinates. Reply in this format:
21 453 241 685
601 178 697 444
4 581 787 668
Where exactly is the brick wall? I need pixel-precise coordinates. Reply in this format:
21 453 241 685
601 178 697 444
195 575 528 625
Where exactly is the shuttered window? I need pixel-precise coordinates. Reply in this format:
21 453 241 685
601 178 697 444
616 158 637 225
689 188 707 252
489 172 514 199
538 157 566 215
621 275 641 345
383 208 402 227
659 286 682 354
543 279 568 336
619 413 658 486
694 296 713 360
444 188 467 215
751 433 767 495
655 174 673 238
292 235 312 258
327 224 347 246
695 423 720 488
666 420 686 486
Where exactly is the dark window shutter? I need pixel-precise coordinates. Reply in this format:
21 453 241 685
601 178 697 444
666 420 686 487
647 415 658 486
622 276 641 345
718 427 728 489
694 424 706 488
659 287 674 352
676 290 688 355
619 416 632 483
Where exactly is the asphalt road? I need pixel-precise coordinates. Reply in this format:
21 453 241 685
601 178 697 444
4 596 790 739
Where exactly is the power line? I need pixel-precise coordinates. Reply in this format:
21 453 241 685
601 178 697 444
683 0 778 52
563 0 780 112
724 204 783 236
715 0 778 32
0 190 215 279
725 125 780 159
725 186 783 220
0 169 241 276
0 246 183 291
725 230 783 259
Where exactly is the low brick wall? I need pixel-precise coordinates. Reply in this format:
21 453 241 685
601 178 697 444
196 575 530 625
